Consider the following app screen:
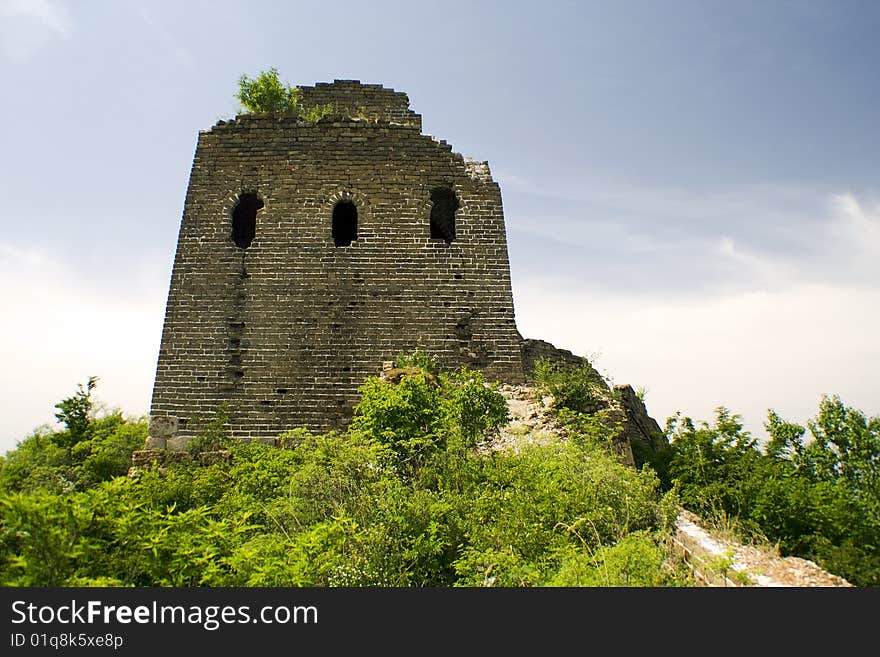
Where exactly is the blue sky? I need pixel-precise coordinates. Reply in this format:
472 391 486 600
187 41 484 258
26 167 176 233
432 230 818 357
2 0 879 453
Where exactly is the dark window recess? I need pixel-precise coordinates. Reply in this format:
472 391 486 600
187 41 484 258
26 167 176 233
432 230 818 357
332 201 358 247
231 193 264 249
430 187 458 243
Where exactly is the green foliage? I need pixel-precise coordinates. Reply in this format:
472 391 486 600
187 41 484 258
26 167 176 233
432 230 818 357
443 368 509 450
235 68 301 115
548 532 670 587
0 353 683 587
392 348 440 374
233 69 335 123
350 364 508 466
0 380 146 494
52 376 97 449
351 372 446 468
534 357 607 414
533 358 638 462
14 358 875 587
449 441 678 586
300 102 336 123
664 398 880 586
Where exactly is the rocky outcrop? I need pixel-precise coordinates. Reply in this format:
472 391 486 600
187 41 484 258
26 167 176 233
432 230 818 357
520 336 669 465
614 383 669 459
487 383 637 468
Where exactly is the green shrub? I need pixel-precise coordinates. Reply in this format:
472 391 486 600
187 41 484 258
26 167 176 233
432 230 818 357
235 68 301 114
442 368 509 449
392 348 440 374
548 532 669 587
0 379 146 494
534 357 607 414
301 102 336 123
350 372 446 468
233 69 336 123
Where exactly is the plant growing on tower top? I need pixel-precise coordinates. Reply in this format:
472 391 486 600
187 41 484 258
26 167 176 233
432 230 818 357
235 67 302 114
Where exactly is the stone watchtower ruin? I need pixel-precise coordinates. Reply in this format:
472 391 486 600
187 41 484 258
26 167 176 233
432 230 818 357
147 80 533 450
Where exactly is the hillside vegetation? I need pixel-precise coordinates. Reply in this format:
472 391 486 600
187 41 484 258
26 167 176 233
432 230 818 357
2 354 876 587
537 360 880 587
0 355 684 587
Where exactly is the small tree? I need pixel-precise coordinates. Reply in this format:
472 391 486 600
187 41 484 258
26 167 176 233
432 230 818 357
235 68 301 114
53 377 97 448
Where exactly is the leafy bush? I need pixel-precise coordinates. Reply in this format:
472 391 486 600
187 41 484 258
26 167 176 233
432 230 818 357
351 363 508 466
300 102 336 123
449 441 679 586
548 531 672 587
443 368 509 449
52 376 97 449
235 68 301 114
351 372 446 468
664 398 880 586
234 68 335 122
0 379 146 494
534 357 607 414
393 348 440 374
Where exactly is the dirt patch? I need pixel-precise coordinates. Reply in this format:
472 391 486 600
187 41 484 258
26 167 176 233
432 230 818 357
479 384 560 453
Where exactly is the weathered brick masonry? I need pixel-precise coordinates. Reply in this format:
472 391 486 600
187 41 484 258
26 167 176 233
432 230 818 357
147 80 526 449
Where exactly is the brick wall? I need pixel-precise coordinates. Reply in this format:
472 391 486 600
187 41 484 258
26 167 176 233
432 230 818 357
521 338 585 375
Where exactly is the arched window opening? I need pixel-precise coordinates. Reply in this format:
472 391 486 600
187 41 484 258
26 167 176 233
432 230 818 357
430 187 458 243
332 200 358 247
231 193 264 249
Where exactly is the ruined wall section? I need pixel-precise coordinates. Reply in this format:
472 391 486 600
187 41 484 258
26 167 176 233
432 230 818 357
149 109 522 449
521 338 585 375
299 80 422 129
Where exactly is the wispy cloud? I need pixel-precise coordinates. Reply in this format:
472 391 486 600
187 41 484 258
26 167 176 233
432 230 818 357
501 169 879 297
0 0 72 61
825 192 880 280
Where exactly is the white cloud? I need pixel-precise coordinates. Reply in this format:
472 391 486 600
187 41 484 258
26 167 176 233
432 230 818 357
0 0 71 61
826 192 880 276
515 279 880 443
713 234 799 290
0 243 166 454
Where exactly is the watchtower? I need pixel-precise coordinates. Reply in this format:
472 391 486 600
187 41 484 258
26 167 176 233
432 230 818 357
147 80 524 449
